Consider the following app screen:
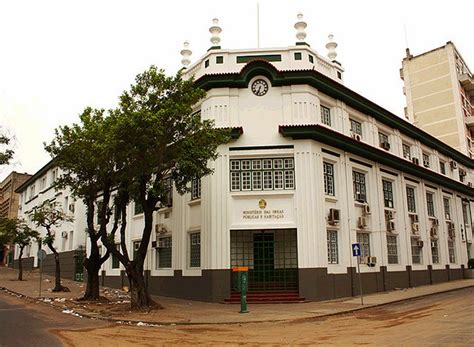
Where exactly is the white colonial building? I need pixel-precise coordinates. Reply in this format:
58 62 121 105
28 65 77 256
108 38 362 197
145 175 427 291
16 15 474 302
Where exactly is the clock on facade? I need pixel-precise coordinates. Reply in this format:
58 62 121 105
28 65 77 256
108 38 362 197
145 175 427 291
251 79 269 96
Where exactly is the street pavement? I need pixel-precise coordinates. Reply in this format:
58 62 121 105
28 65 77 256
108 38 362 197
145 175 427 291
0 291 107 347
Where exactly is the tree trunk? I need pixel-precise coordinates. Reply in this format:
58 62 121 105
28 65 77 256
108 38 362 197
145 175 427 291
82 261 101 300
126 264 162 311
18 247 23 281
47 242 68 292
81 242 104 301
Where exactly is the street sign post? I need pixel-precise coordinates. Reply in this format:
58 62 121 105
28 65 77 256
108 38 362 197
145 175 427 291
352 243 364 305
37 249 46 298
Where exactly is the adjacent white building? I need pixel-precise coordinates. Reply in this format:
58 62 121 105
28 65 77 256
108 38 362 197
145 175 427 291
16 15 474 302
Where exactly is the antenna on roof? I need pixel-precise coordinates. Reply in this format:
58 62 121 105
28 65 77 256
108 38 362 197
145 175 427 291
404 24 412 59
257 2 260 48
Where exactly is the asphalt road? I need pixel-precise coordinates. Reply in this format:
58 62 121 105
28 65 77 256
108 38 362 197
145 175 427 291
0 291 107 347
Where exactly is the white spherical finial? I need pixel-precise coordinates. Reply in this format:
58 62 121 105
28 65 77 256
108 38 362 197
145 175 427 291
180 41 192 68
209 18 222 47
294 12 307 42
326 34 337 61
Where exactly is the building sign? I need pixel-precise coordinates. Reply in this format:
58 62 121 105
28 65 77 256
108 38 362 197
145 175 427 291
232 196 295 228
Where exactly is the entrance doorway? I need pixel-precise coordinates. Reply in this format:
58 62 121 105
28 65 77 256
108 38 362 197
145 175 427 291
231 229 298 291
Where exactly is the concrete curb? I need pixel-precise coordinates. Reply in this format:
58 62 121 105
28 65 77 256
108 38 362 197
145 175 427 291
1 283 472 326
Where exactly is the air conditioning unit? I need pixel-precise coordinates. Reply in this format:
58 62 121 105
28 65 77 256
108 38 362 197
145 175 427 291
386 220 395 231
61 231 68 238
362 204 371 216
459 168 466 177
450 160 457 170
155 224 167 234
448 229 455 239
445 213 451 220
412 157 419 165
409 214 419 223
447 221 455 231
328 208 341 224
151 241 157 248
381 141 391 150
430 227 438 239
411 222 420 234
367 256 377 266
358 216 368 229
385 210 394 220
351 132 361 141
68 203 75 213
416 240 424 248
432 218 439 226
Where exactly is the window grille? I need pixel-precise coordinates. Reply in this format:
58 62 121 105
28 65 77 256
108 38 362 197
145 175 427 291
386 235 398 264
323 162 335 196
406 187 416 213
382 180 394 208
189 233 201 268
352 171 367 202
320 105 331 126
327 230 338 264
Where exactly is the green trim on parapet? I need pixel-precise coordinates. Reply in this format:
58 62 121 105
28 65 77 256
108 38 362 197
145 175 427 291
195 61 474 169
295 42 310 47
236 55 282 63
279 124 474 197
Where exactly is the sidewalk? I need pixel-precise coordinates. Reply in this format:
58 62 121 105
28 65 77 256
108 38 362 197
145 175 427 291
0 266 472 325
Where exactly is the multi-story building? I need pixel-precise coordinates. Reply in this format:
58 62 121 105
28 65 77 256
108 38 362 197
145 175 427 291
400 42 474 158
16 15 474 302
0 171 31 265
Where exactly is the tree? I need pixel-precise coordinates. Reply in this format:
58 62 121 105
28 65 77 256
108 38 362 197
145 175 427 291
45 107 113 300
99 66 230 310
0 132 14 165
0 217 39 280
31 201 73 292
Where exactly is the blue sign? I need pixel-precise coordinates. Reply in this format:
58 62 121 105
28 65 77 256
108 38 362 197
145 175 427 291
352 243 361 257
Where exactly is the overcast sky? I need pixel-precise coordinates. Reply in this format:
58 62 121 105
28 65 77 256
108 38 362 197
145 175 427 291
0 0 472 180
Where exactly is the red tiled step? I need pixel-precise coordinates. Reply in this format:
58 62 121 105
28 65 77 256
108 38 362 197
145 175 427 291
224 291 307 304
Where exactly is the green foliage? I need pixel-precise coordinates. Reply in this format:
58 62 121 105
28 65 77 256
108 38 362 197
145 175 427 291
31 201 73 245
0 132 14 165
0 217 39 248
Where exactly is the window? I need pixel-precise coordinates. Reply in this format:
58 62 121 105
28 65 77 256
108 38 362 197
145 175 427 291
431 240 439 264
422 153 430 168
440 161 446 175
382 180 394 208
448 240 456 263
323 162 335 196
51 168 58 182
411 238 422 264
443 197 451 219
402 144 411 160
230 158 295 191
162 177 173 207
97 201 104 224
308 54 314 63
29 185 36 199
216 56 223 64
112 244 120 269
378 132 389 148
406 187 416 213
191 178 201 200
134 200 143 215
204 59 209 68
386 235 398 264
320 105 331 126
189 232 201 268
327 230 338 264
294 52 302 60
426 192 435 217
352 171 367 202
350 119 362 136
337 71 342 79
357 233 370 258
132 240 140 260
156 237 172 268
40 176 46 190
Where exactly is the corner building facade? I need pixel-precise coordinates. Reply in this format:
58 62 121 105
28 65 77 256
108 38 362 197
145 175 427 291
117 38 474 302
15 18 474 303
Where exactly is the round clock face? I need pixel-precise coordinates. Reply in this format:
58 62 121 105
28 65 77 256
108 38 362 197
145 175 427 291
251 79 269 96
